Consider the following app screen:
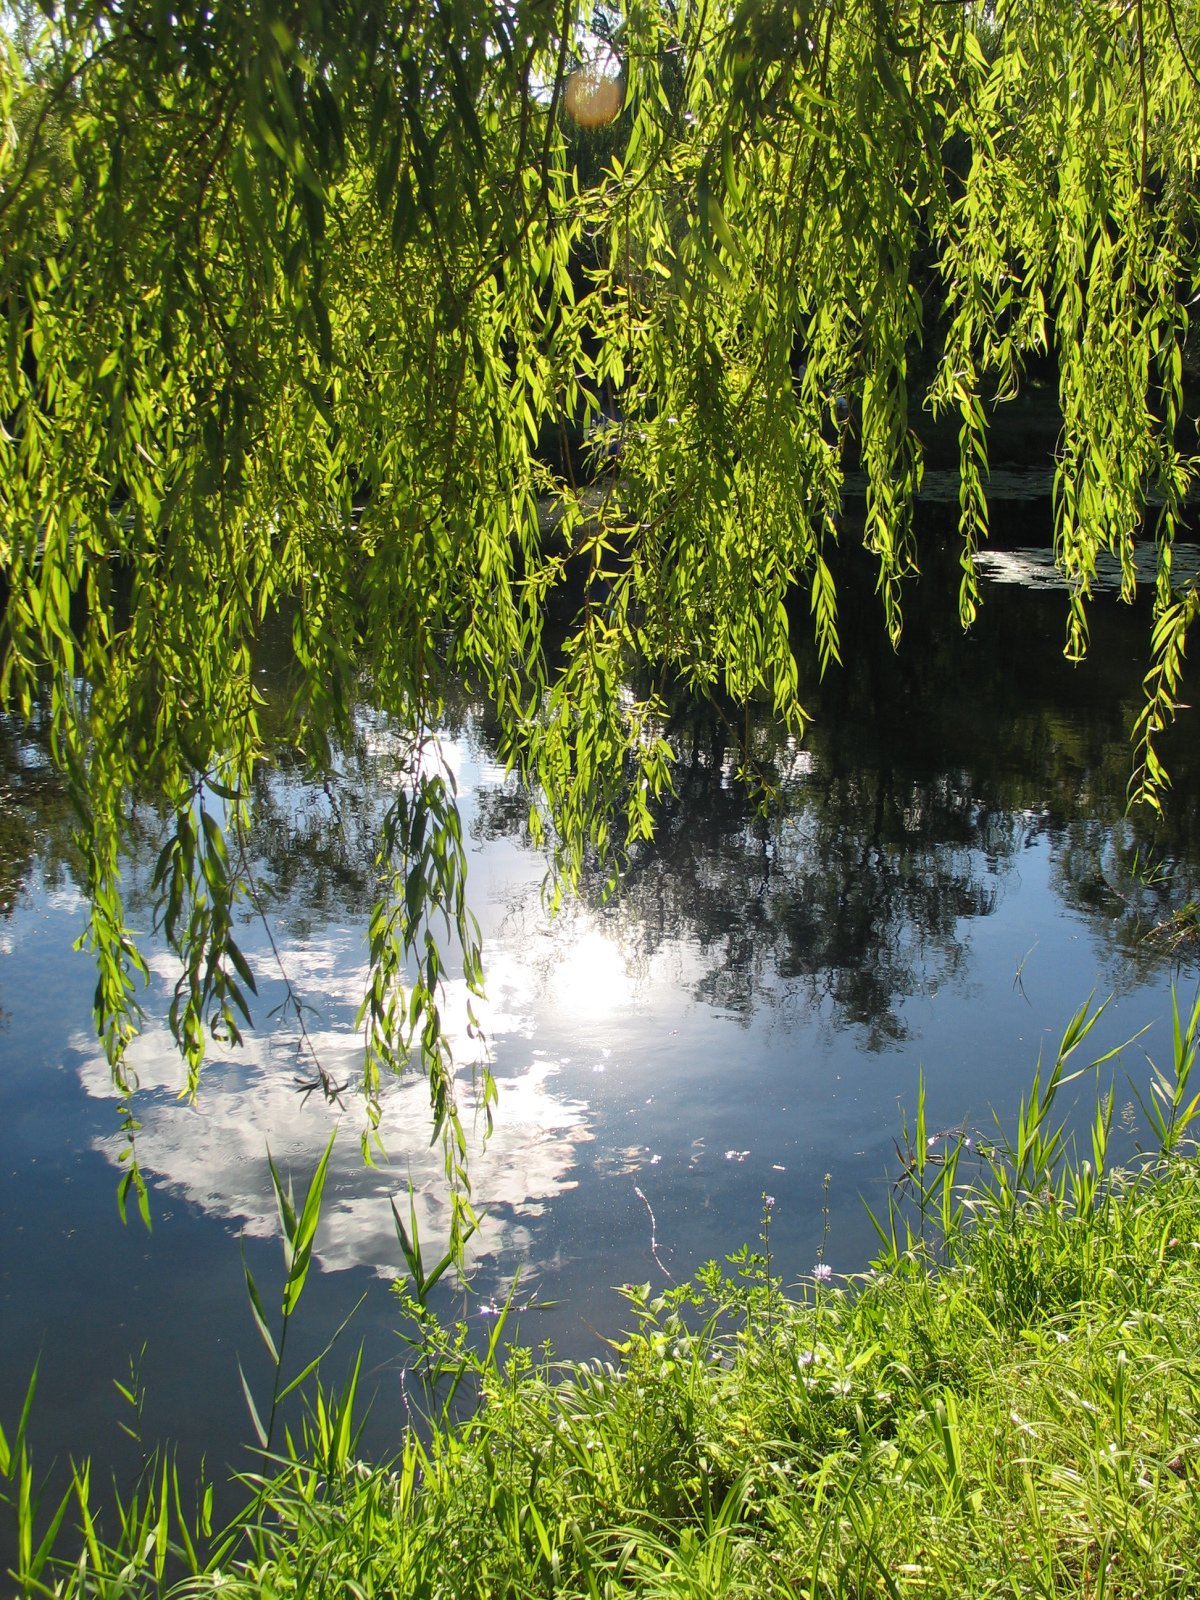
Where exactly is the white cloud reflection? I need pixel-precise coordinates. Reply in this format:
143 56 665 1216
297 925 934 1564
70 724 706 1290
76 937 592 1282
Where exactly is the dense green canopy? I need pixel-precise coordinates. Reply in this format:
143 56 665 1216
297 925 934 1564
2 0 1199 1208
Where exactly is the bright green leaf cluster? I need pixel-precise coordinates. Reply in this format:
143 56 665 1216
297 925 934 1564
2 0 1198 1156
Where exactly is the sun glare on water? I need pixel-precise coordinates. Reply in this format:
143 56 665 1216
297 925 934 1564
549 926 635 1024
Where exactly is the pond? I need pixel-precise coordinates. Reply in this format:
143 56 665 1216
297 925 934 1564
2 529 1199 1556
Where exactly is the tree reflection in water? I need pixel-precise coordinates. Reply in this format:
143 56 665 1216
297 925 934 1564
3 565 1197 1072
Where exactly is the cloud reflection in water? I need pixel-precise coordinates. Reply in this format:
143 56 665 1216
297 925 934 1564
75 940 592 1283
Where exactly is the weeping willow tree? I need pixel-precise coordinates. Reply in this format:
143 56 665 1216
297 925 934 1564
1 0 1198 1205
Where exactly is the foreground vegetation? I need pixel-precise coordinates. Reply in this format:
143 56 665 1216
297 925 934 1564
5 994 1200 1598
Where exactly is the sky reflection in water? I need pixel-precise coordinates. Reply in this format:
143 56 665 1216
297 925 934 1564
3 557 1200 1504
60 687 1200 1303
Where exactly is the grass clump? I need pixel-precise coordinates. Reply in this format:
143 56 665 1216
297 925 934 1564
6 992 1200 1598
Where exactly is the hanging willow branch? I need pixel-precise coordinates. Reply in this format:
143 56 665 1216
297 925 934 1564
1 0 1198 1153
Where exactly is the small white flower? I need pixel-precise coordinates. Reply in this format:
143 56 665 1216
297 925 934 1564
812 1263 833 1284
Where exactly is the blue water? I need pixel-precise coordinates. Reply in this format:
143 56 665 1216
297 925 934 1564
2 558 1199 1560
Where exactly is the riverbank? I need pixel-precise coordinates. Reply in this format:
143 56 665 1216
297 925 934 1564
236 1161 1200 1600
6 998 1200 1599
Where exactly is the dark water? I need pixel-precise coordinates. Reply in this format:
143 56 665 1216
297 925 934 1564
2 540 1200 1558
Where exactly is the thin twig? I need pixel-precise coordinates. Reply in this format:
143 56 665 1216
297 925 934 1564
633 1182 673 1281
231 813 345 1108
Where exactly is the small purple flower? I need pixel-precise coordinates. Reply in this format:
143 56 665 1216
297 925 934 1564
811 1263 833 1284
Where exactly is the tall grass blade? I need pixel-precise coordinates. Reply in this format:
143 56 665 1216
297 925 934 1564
392 1183 481 1307
6 1358 40 1472
280 1129 336 1316
239 1357 269 1449
330 1348 363 1474
277 1291 368 1403
153 1455 170 1585
1130 987 1200 1155
242 1245 280 1364
24 1476 72 1586
391 1189 426 1297
267 1151 298 1257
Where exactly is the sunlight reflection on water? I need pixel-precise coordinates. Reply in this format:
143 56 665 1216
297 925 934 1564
4 571 1200 1505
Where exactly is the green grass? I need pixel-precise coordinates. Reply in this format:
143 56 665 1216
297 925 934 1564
6 992 1200 1598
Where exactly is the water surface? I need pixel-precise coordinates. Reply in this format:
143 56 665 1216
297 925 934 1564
2 546 1199 1551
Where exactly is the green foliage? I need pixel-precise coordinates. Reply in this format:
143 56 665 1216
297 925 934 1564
239 1131 365 1460
2 0 1200 1133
